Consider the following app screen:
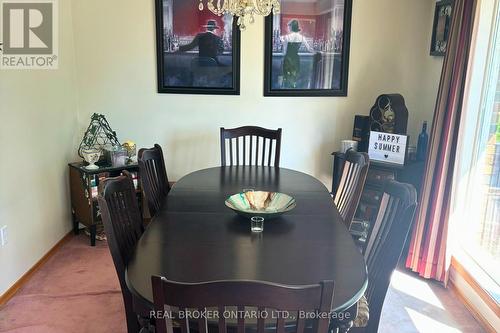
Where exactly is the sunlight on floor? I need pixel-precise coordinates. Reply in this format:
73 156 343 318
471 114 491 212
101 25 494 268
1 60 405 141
390 270 445 310
405 307 462 333
380 269 485 333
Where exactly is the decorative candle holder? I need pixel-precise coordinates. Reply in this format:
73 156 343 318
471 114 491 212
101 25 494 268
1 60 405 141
111 146 128 167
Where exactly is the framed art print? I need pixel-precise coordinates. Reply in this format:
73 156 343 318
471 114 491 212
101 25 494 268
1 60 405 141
430 0 453 56
264 0 352 97
155 0 240 94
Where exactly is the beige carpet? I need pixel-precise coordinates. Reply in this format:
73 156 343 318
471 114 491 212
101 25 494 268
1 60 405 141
0 235 486 333
0 235 126 333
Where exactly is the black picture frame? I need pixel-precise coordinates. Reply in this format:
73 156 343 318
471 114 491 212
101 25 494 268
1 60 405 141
264 0 352 97
430 0 453 56
155 0 241 95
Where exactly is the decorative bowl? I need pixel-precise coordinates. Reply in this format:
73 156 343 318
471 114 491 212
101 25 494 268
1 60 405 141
81 148 101 170
225 191 296 219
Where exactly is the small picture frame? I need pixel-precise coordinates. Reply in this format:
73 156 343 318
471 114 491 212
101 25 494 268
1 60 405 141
430 0 453 56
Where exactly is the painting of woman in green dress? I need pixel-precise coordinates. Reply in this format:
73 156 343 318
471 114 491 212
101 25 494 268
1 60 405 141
264 0 352 96
281 20 314 89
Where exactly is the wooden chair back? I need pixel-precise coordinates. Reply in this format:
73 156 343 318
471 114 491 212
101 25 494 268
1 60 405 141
363 180 417 333
97 172 144 333
152 277 334 333
332 150 369 228
220 126 282 167
138 144 170 218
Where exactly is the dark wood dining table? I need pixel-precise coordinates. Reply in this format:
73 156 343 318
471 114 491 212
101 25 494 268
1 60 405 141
126 166 367 315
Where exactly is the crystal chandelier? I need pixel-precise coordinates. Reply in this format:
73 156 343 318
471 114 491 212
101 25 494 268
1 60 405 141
198 0 280 30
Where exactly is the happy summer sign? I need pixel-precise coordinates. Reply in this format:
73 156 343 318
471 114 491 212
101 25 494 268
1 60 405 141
368 131 408 165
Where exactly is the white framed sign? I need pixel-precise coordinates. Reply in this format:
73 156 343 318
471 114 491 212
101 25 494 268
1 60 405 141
368 131 408 165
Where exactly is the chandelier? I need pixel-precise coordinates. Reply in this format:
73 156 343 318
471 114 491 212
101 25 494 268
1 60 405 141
198 0 281 30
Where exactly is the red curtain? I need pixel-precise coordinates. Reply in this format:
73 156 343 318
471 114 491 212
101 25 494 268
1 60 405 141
406 0 477 282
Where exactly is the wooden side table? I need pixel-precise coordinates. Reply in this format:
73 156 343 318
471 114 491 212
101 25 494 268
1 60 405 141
68 162 141 246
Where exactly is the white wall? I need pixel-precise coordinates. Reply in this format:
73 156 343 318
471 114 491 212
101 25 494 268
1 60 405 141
71 0 443 187
0 1 79 295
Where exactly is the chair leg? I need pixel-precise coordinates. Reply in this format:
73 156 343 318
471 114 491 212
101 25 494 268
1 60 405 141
330 318 354 333
124 304 140 333
137 314 155 333
72 211 80 235
337 322 353 333
330 303 357 333
330 323 352 333
132 293 155 333
89 225 96 246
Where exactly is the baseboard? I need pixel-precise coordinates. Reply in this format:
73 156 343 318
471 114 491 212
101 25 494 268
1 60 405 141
450 257 499 316
0 231 73 307
449 279 497 333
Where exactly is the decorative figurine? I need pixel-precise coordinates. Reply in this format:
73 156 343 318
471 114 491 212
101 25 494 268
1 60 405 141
122 140 137 163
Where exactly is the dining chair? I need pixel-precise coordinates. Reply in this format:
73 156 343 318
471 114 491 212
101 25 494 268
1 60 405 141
339 180 417 333
220 126 282 167
97 172 145 333
152 277 334 333
332 149 370 229
138 144 171 218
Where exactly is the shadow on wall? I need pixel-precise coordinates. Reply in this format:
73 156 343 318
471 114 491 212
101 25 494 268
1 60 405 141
315 140 337 190
168 131 220 179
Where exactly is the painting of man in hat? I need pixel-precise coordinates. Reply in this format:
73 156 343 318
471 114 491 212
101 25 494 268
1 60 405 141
177 20 225 64
156 0 240 94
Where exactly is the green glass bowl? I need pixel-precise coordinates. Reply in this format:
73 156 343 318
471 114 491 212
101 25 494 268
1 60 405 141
225 191 296 219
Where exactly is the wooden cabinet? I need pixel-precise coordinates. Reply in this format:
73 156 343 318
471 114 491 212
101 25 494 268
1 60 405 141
68 162 141 246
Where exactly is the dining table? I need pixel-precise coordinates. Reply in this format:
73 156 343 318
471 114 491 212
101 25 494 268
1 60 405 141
126 166 368 322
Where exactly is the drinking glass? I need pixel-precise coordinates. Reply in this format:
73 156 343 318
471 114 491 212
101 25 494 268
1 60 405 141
251 217 264 233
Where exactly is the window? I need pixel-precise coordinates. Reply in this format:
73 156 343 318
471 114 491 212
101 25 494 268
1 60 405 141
462 46 500 286
454 0 500 301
